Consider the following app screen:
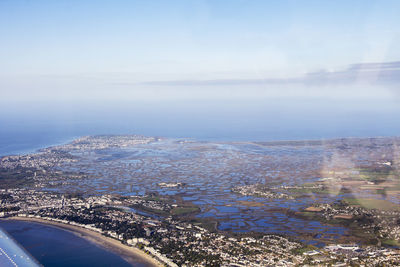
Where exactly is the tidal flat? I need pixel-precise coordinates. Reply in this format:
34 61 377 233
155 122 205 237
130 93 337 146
2 135 399 247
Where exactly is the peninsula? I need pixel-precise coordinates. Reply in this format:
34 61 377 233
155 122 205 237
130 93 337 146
1 135 400 266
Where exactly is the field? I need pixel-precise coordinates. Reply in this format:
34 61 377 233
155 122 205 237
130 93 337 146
343 198 400 211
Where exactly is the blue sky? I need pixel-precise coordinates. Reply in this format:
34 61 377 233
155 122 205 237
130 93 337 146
1 1 400 143
1 0 400 103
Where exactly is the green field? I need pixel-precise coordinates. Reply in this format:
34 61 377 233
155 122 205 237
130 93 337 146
171 206 200 215
381 239 400 247
291 244 317 255
343 198 400 211
287 186 344 195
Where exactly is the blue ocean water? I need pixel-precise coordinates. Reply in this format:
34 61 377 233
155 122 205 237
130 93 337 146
0 220 148 267
1 99 399 156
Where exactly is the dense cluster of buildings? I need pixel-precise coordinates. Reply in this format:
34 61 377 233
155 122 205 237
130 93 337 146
232 184 293 199
53 135 156 151
1 135 400 265
0 189 305 266
0 135 155 170
1 189 399 266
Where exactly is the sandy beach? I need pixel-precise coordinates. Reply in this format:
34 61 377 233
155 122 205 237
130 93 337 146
4 217 163 267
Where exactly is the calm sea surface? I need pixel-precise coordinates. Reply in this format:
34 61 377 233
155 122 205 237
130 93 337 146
0 220 148 267
1 99 400 156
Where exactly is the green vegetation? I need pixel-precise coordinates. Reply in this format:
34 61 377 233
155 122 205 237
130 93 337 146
181 218 218 232
385 183 400 191
0 167 35 188
144 195 164 202
350 228 378 245
287 186 344 195
293 210 354 226
294 211 317 219
132 196 200 217
291 244 317 255
0 206 20 212
343 198 400 211
171 206 200 216
357 167 397 183
381 239 400 247
236 200 265 207
132 204 170 216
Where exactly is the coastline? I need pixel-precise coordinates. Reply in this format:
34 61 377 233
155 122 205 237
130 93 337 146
3 216 163 267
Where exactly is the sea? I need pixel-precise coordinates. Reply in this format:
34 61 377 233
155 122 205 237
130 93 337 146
0 98 399 265
1 98 400 156
0 220 148 267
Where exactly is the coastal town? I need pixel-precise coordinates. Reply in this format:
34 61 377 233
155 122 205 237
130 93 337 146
1 188 400 266
1 135 400 266
3 0 400 265
232 184 294 199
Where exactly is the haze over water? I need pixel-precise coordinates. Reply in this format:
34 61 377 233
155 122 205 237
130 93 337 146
1 2 400 266
1 96 400 156
1 1 400 156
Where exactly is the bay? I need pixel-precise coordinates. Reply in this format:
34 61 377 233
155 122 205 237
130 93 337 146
0 220 147 267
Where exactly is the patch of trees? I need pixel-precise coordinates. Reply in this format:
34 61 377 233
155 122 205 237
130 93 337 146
0 206 20 212
0 167 35 188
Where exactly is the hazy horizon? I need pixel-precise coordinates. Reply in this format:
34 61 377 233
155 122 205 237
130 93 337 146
1 0 400 154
